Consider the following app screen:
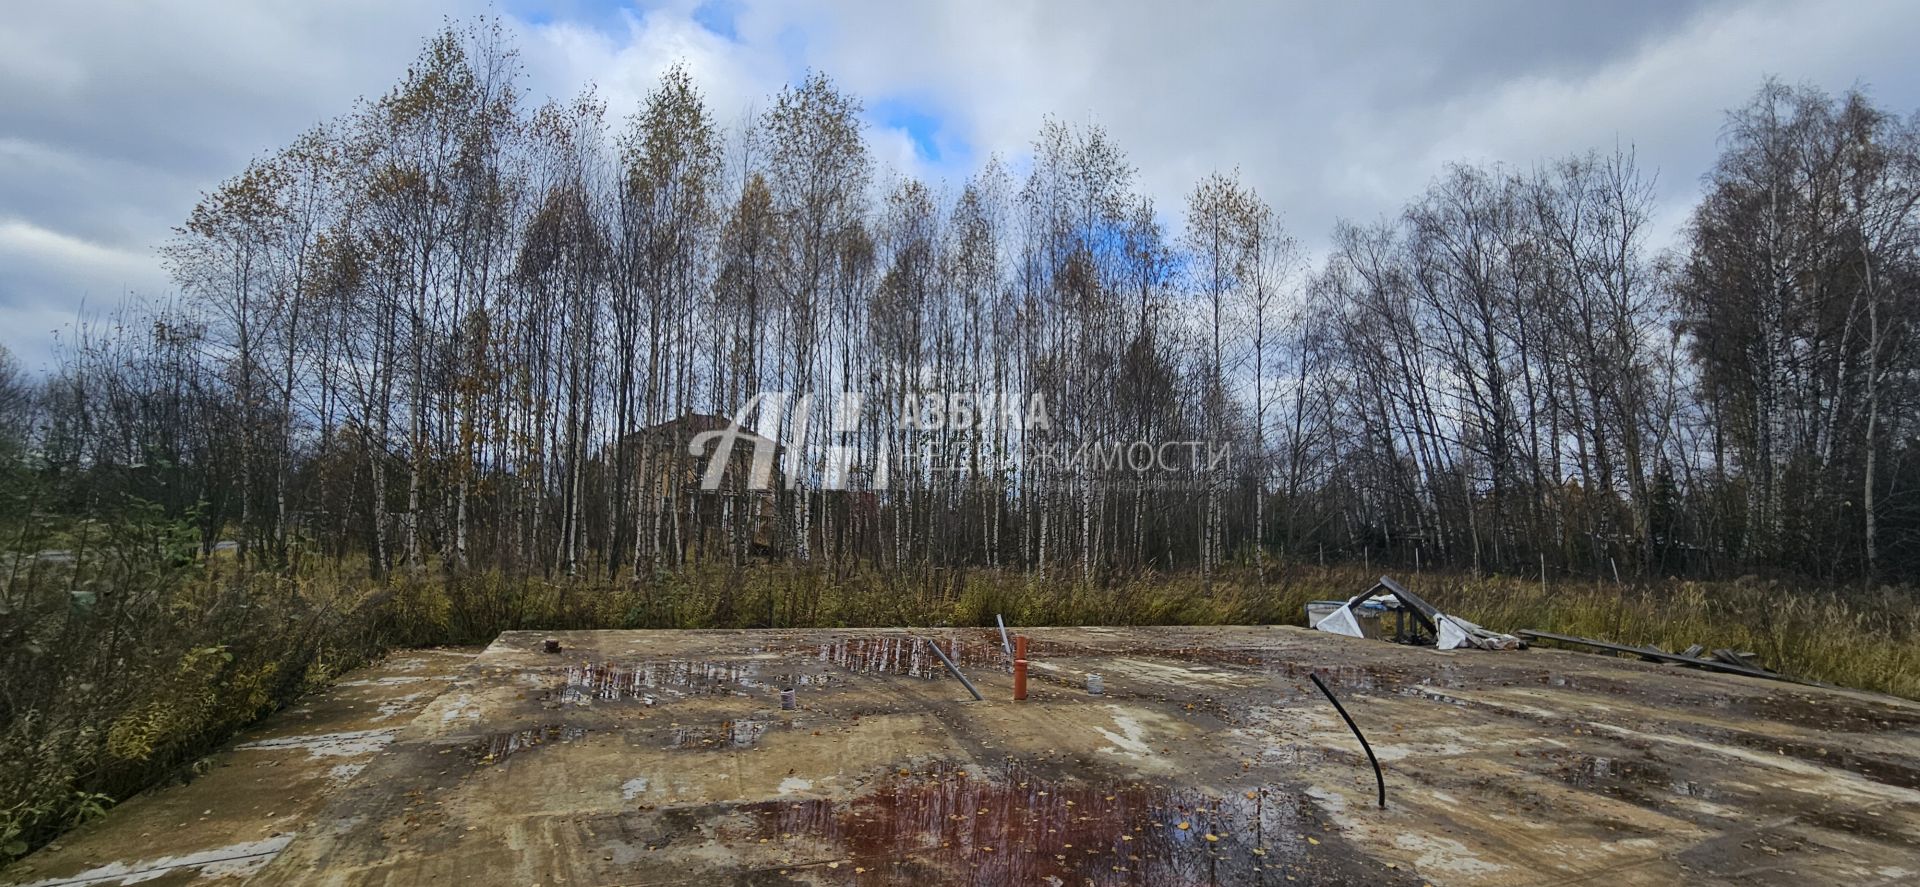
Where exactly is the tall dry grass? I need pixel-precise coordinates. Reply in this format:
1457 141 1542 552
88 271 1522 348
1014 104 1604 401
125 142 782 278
1415 572 1920 699
371 561 1920 699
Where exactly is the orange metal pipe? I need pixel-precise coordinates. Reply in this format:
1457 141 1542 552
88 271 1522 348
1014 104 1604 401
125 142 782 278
1012 635 1030 701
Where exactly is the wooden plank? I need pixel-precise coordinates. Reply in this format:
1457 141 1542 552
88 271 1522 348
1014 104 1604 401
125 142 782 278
1517 630 1795 683
1520 629 1661 658
1374 575 1444 624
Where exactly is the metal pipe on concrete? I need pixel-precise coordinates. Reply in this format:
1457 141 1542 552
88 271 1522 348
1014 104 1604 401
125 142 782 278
926 637 984 702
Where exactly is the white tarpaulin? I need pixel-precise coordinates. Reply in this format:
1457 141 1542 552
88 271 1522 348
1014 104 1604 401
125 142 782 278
1443 615 1523 650
1311 576 1522 651
1316 603 1365 638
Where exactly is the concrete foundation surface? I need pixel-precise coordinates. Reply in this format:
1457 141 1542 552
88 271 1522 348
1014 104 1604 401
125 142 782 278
6 626 1919 886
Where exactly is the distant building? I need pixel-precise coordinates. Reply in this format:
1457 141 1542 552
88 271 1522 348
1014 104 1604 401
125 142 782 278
618 413 784 561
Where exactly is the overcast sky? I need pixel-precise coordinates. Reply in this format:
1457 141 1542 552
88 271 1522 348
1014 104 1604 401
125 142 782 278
4 0 1918 370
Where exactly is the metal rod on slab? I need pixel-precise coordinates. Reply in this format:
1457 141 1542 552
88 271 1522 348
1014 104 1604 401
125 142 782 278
926 637 984 701
996 614 1013 659
1309 672 1386 809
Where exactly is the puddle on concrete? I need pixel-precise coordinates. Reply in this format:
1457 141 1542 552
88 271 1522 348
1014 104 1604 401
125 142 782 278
1799 808 1920 847
234 728 400 757
1396 686 1475 707
535 657 869 707
1690 726 1920 790
1531 671 1648 696
542 660 771 705
1550 752 1666 788
1668 779 1717 798
1742 692 1920 733
374 692 429 722
668 719 775 750
470 723 588 764
328 762 369 785
803 636 1006 680
1260 660 1470 694
11 835 295 887
735 760 1420 884
337 675 431 687
1537 750 1721 805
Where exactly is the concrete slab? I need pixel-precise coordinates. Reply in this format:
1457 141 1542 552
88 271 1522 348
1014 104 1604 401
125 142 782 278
14 627 1920 885
1 649 476 887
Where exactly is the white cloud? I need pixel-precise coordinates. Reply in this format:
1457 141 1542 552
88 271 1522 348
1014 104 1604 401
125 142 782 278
4 0 1919 368
1403 0 1920 247
0 219 158 283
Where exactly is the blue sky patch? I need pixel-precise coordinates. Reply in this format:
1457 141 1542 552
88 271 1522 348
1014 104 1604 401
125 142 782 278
504 0 633 32
691 0 742 41
871 97 966 166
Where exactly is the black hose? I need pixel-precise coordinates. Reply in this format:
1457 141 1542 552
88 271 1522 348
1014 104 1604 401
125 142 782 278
1309 672 1386 809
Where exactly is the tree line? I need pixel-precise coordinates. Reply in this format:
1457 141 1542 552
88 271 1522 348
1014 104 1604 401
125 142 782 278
12 22 1920 585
